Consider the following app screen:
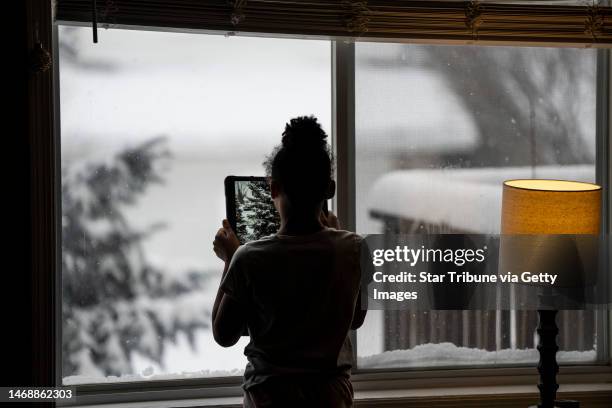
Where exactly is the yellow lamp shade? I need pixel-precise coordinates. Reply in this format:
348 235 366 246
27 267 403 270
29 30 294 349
500 179 601 288
501 179 601 235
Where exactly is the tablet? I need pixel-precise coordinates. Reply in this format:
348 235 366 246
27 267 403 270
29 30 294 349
225 176 280 244
224 176 328 243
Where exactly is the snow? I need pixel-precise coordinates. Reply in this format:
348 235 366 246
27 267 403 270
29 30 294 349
357 342 596 369
367 165 595 234
63 324 250 385
80 218 114 240
69 349 105 379
58 27 601 385
59 25 332 274
135 292 209 333
59 26 331 158
63 341 596 384
63 368 244 385
355 47 479 154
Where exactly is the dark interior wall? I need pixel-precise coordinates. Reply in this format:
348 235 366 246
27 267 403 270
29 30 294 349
5 0 33 389
4 1 53 403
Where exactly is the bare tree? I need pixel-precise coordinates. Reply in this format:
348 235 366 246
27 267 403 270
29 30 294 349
360 45 595 168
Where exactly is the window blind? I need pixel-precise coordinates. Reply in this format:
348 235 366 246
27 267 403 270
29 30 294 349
56 0 611 46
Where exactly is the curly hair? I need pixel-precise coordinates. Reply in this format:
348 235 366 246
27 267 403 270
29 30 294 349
264 116 334 207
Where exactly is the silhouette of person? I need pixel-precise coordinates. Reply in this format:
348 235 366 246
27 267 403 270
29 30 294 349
212 116 369 408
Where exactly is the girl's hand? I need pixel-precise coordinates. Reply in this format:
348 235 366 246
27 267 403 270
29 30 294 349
213 219 240 262
320 210 341 230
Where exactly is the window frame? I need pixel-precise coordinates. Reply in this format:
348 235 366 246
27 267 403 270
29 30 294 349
50 21 612 407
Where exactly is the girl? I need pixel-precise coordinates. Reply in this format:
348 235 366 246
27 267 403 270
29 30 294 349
212 116 368 408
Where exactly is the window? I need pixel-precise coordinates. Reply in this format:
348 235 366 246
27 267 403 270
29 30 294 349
59 26 331 384
55 21 609 402
353 42 606 369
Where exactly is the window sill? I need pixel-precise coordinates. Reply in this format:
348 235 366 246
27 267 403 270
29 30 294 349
63 383 612 408
354 383 612 408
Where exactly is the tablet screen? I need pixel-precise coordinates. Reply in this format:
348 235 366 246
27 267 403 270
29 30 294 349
231 178 280 243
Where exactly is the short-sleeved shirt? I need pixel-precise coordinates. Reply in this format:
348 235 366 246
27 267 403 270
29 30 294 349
220 228 368 390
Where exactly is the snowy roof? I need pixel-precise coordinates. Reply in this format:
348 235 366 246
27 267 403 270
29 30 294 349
356 61 479 154
367 165 595 234
59 26 332 158
355 42 479 154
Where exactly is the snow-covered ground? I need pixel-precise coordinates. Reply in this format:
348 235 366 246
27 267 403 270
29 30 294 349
358 342 596 369
63 341 596 385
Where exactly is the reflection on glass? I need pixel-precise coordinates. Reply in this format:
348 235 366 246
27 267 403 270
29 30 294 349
59 26 330 384
354 42 600 369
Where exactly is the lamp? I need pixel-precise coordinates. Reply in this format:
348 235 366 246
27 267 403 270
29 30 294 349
500 179 601 408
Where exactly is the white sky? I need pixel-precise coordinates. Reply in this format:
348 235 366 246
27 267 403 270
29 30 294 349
60 26 332 159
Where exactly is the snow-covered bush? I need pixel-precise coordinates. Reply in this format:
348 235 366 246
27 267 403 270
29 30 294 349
62 138 211 377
